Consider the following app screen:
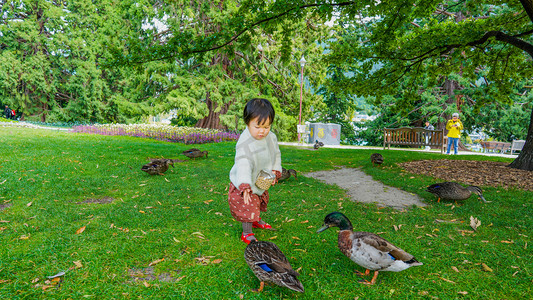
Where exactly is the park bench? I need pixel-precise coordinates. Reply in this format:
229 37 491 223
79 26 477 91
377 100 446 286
383 127 445 154
480 141 512 153
511 140 525 155
480 141 497 152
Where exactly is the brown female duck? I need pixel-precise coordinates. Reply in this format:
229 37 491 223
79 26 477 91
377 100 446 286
244 241 304 293
426 182 489 203
182 148 208 159
141 158 174 175
278 167 298 181
370 153 384 166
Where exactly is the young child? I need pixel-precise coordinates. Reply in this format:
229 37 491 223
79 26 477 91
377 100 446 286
228 98 282 244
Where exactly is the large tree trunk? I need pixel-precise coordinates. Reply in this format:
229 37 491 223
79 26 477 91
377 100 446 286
195 93 230 130
508 108 533 171
508 1 533 171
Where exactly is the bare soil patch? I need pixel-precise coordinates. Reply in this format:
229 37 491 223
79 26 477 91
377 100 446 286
127 267 183 283
398 159 533 191
0 202 12 212
76 197 114 204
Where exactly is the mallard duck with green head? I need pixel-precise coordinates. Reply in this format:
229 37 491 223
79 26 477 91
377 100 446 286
317 212 423 285
244 240 304 293
426 182 490 203
141 158 174 175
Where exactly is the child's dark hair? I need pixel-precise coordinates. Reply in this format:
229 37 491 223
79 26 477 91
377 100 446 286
243 98 275 125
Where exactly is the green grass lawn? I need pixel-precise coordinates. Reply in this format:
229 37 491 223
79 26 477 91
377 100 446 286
0 127 531 299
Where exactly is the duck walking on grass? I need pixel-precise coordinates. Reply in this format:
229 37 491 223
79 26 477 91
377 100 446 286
244 241 304 293
317 212 423 285
181 148 208 159
313 140 324 149
370 153 384 166
141 158 174 175
278 167 298 181
426 182 490 203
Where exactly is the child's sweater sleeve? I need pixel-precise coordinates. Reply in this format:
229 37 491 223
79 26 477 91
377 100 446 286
232 144 254 188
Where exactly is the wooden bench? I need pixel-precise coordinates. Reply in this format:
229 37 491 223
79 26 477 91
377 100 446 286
384 127 445 154
511 140 525 155
481 141 512 153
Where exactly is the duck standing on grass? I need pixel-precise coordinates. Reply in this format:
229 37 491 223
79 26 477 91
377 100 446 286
141 158 174 175
182 148 208 159
278 167 298 181
426 182 490 203
244 240 304 293
370 153 384 166
313 140 324 149
317 212 423 285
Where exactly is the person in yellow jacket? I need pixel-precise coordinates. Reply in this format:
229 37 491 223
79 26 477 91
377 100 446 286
446 113 463 155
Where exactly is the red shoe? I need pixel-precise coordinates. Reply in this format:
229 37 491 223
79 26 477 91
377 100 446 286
252 219 273 230
241 232 256 245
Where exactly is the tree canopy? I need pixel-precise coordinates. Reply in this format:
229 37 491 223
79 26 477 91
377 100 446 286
1 0 532 169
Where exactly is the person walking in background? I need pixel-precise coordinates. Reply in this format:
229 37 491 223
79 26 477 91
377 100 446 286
424 121 434 151
4 105 10 119
446 113 463 155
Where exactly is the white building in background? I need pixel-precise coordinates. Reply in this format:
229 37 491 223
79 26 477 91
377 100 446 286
352 113 377 123
149 109 177 124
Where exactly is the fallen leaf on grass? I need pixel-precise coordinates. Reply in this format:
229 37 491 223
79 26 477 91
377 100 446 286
139 211 145 214
73 261 83 269
31 278 40 283
173 237 181 243
269 236 278 240
203 200 214 205
469 216 481 231
191 232 205 239
451 266 460 273
0 220 10 223
481 263 493 272
300 220 309 224
143 281 151 287
501 240 514 244
458 291 468 295
148 258 165 266
0 279 9 283
439 277 456 284
27 202 33 207
76 226 86 234
211 259 222 264
164 178 170 182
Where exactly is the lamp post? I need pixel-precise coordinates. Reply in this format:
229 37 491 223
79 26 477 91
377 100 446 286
298 55 306 143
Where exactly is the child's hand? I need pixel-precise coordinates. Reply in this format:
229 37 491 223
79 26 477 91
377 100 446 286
243 189 251 205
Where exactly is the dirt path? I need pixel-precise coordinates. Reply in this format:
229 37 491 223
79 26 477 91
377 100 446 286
304 167 427 210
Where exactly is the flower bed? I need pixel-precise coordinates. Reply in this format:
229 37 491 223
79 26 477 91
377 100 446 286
72 124 239 144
